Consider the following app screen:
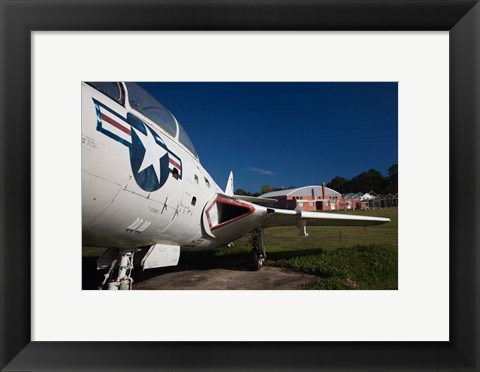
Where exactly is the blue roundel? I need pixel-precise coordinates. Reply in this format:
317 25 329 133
127 114 170 192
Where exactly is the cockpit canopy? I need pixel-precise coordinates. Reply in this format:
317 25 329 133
88 81 198 159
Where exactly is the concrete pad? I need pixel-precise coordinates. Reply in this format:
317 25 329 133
83 252 319 290
133 266 319 290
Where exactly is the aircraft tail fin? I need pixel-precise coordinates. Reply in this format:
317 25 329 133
225 171 234 196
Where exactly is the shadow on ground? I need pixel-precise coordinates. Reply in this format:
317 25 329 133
82 250 255 290
82 248 328 290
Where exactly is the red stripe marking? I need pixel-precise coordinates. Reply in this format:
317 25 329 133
206 196 255 231
169 157 182 170
101 113 131 135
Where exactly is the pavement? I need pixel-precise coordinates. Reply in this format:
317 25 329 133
82 253 319 290
133 265 318 290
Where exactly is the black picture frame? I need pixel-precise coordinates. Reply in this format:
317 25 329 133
1 1 479 371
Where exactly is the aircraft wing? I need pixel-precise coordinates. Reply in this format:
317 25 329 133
201 193 390 241
233 194 278 205
262 207 390 228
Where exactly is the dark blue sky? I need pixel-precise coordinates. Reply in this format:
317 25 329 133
139 82 398 193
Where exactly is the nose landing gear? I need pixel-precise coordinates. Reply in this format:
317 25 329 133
97 248 135 290
250 228 266 271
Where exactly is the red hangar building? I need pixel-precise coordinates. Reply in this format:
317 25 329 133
260 183 367 212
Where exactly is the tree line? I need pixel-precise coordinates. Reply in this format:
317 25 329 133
235 164 398 196
326 164 398 195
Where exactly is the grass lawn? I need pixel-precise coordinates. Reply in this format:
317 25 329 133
83 208 398 290
215 208 398 290
82 246 108 257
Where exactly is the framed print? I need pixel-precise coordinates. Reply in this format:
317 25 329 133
1 0 479 371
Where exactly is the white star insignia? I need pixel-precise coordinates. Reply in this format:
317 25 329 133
133 126 167 183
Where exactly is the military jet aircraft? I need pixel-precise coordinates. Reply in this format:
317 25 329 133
82 82 390 290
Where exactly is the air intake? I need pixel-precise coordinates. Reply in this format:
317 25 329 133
204 196 255 231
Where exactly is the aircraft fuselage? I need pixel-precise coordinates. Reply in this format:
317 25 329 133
82 82 234 251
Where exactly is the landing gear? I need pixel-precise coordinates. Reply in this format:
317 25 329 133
250 228 266 271
250 248 263 271
98 248 135 290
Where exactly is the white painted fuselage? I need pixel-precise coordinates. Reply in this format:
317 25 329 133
82 82 229 251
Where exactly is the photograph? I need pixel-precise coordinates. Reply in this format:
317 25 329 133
82 82 398 290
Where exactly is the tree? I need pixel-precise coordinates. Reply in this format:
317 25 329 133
327 176 352 194
260 184 274 194
235 188 252 196
388 164 398 178
385 164 398 194
248 163 399 196
328 176 347 190
350 168 386 193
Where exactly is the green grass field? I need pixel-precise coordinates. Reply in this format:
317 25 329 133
214 208 398 290
83 208 398 290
